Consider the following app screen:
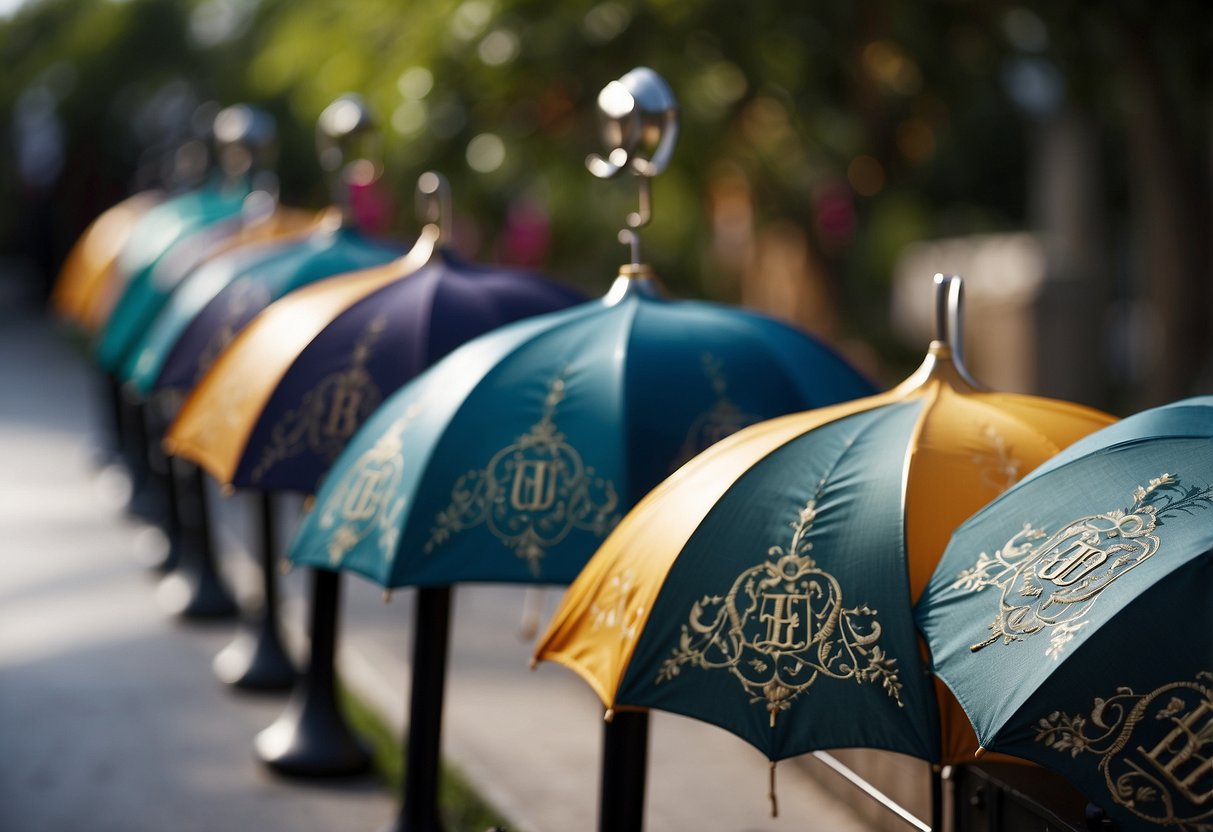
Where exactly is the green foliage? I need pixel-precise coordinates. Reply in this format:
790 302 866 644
1 0 1208 375
337 682 509 831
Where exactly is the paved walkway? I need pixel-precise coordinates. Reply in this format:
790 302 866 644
0 280 875 832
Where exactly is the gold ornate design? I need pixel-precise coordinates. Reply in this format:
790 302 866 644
953 474 1213 657
194 279 273 384
973 424 1022 494
1035 673 1213 830
316 403 423 566
672 353 760 470
424 374 621 576
655 458 903 728
250 316 386 482
590 569 645 642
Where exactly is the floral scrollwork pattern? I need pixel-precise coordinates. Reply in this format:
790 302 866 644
250 316 386 482
655 456 903 729
1035 673 1213 830
317 403 423 566
952 474 1213 658
424 374 621 576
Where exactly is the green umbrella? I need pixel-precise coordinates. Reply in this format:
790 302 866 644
917 396 1213 832
95 182 250 372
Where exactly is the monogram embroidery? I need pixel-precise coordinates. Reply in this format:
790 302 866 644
317 404 423 565
250 316 386 482
655 452 903 728
672 353 759 470
1036 674 1213 830
424 374 621 576
953 474 1213 658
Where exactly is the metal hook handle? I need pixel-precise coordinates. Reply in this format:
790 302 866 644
414 171 452 245
933 274 983 389
586 67 679 267
315 94 382 221
212 104 277 185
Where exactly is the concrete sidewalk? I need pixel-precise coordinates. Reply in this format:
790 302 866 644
0 309 394 831
0 289 877 831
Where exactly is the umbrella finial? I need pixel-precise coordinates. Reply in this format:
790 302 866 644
415 171 452 246
316 94 382 227
213 104 278 191
932 273 984 390
586 67 679 268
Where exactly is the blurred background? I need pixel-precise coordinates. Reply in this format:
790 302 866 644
1 0 1209 411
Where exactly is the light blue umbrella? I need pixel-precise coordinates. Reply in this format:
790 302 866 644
917 396 1213 832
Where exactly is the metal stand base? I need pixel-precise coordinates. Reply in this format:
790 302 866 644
382 586 452 832
213 492 296 691
157 463 237 620
599 710 649 832
255 569 369 777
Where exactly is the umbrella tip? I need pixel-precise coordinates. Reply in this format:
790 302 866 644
975 746 987 759
604 708 615 723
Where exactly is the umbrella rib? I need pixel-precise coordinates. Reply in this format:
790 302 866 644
811 751 932 831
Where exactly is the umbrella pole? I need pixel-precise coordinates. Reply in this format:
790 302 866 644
389 585 451 832
123 391 162 523
598 710 649 832
255 569 370 776
101 371 125 464
213 491 297 690
156 462 238 619
931 765 943 832
138 400 182 573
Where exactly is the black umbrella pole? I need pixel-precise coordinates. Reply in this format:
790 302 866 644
102 371 126 463
599 710 649 832
930 766 943 832
138 402 182 572
213 491 297 690
123 394 161 521
157 463 237 619
388 585 452 832
255 569 370 776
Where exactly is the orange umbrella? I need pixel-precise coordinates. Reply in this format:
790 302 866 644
51 191 164 332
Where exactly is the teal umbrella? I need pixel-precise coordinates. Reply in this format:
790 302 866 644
95 182 250 372
120 218 402 392
289 271 875 586
121 233 307 395
286 268 875 831
916 396 1213 832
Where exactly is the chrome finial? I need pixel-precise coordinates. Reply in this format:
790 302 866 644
586 67 679 266
415 171 452 246
316 94 382 223
933 273 984 389
212 104 277 186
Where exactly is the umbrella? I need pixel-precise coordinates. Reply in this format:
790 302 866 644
120 207 395 393
51 190 165 333
916 397 1213 832
94 104 280 374
532 274 1115 825
136 97 406 623
162 170 587 772
286 66 879 832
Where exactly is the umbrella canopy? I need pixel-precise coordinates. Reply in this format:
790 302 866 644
164 229 587 493
121 216 404 392
94 182 252 372
916 397 1213 832
287 267 877 588
51 191 165 333
121 208 327 394
533 276 1115 764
